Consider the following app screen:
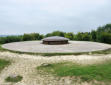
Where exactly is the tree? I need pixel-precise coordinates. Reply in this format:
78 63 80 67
65 32 74 40
91 30 97 41
82 32 91 41
52 31 65 37
45 33 52 37
0 36 22 44
30 33 40 40
97 32 111 44
22 34 32 41
75 32 83 41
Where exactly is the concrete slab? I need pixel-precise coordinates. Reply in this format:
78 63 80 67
2 41 111 53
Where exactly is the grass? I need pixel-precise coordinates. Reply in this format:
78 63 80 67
5 75 23 83
37 61 111 82
0 44 7 51
92 48 111 54
0 59 11 73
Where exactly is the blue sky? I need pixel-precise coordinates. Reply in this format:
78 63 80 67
0 0 111 35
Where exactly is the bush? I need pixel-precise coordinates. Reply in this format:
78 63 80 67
74 32 91 41
74 32 83 41
0 36 22 44
22 33 33 41
97 32 111 44
65 32 74 40
5 75 23 83
91 30 97 41
45 31 65 37
82 32 91 41
22 33 44 41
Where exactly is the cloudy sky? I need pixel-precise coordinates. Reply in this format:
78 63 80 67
0 0 111 35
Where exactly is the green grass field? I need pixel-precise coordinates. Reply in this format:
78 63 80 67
0 59 11 72
37 61 111 82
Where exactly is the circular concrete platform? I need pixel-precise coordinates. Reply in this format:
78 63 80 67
2 41 111 53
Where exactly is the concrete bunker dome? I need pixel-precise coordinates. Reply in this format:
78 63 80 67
42 36 69 45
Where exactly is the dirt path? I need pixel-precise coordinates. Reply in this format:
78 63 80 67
0 51 111 85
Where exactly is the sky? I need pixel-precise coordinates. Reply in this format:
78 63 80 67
0 0 111 35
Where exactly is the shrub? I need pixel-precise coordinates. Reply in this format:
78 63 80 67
5 75 23 83
22 33 43 41
0 36 22 44
65 32 74 40
97 32 111 44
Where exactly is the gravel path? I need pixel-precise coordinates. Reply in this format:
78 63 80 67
2 41 111 53
0 51 111 85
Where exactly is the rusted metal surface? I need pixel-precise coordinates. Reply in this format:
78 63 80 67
42 36 69 45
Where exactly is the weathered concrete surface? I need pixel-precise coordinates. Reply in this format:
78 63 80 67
2 41 111 53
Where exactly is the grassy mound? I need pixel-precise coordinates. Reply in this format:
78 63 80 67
37 61 111 82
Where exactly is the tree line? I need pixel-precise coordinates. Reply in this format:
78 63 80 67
0 24 111 44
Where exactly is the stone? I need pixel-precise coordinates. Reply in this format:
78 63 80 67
41 63 51 67
8 74 18 79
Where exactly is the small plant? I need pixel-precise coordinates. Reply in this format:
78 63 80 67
5 75 23 83
0 59 11 72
